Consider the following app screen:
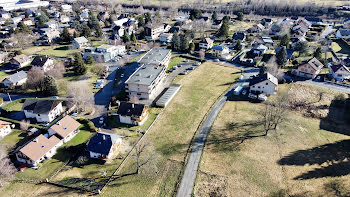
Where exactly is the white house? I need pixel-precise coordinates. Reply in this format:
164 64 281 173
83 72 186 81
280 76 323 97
199 37 214 50
329 64 350 81
83 44 126 63
61 4 72 13
0 120 13 138
86 132 122 160
249 72 278 96
45 20 58 29
116 102 149 125
336 29 350 39
16 134 63 167
1 71 27 88
48 115 81 143
22 99 63 123
30 56 54 72
23 18 33 26
60 15 70 23
72 36 89 49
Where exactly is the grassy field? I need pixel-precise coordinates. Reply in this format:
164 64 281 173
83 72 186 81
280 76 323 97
22 45 81 58
194 83 350 197
332 39 350 56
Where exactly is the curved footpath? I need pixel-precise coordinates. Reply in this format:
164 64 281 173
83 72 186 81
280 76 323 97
176 68 257 197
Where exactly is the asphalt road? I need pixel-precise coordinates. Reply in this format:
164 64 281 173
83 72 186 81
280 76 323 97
176 68 258 197
302 80 350 94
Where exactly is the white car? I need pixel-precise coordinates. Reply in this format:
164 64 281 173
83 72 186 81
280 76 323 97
258 94 268 101
95 79 105 89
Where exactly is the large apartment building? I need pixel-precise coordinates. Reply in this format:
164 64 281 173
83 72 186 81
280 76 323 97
0 0 49 11
125 48 171 100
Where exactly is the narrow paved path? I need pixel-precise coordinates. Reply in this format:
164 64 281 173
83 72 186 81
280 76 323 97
176 69 257 197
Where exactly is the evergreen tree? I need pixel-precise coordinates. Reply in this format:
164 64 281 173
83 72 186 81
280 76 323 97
60 27 71 42
189 9 202 20
294 41 308 56
145 12 152 24
218 19 229 37
237 12 244 21
37 15 47 27
276 46 287 67
131 32 137 44
189 42 195 53
137 15 145 27
42 75 58 96
235 40 242 51
88 11 99 29
81 25 91 38
180 35 189 52
18 22 29 32
212 11 218 21
86 55 95 65
73 53 87 75
280 34 290 48
314 46 322 59
73 31 79 38
25 12 29 18
171 32 180 51
95 25 103 38
123 29 130 43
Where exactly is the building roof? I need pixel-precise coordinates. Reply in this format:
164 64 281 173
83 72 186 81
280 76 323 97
98 44 114 50
232 32 245 40
117 102 146 117
73 36 88 44
0 120 11 129
49 115 81 139
302 57 324 71
338 29 350 36
249 72 278 86
126 64 164 86
3 71 27 84
138 48 171 66
31 56 50 67
212 45 227 51
201 37 214 45
22 99 62 114
86 132 121 155
19 134 61 162
330 64 350 73
11 54 29 64
261 36 274 44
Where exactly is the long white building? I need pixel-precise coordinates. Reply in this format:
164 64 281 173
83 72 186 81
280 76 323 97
0 0 49 11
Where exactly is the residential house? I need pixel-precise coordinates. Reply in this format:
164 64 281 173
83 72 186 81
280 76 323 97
144 23 166 40
23 18 33 26
159 33 173 43
112 18 128 28
211 45 230 57
305 17 323 25
336 29 350 39
251 44 268 56
48 115 81 143
249 24 264 33
61 4 73 13
199 37 214 50
22 99 63 123
261 36 274 47
16 134 63 167
329 64 350 81
83 44 126 63
0 120 13 138
117 102 149 125
10 54 30 68
125 48 171 100
60 15 70 23
45 20 58 29
0 51 8 64
72 36 89 49
0 11 11 19
86 132 122 160
292 57 324 79
232 32 246 42
249 72 278 96
31 56 54 72
1 71 27 88
11 16 22 24
261 18 273 27
112 25 125 39
80 9 89 21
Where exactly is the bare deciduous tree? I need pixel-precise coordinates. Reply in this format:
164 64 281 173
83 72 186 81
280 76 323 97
91 64 105 75
67 81 94 112
0 147 16 188
46 62 66 79
19 120 30 132
26 67 45 91
133 139 157 174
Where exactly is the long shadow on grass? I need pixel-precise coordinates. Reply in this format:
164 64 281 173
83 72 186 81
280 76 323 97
278 139 350 180
157 143 188 157
205 120 265 152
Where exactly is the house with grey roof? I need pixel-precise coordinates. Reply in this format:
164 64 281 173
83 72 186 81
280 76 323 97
336 29 350 39
22 99 63 123
1 71 27 88
125 48 171 100
86 132 122 160
72 36 89 49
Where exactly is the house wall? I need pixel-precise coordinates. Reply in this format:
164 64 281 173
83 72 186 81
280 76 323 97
331 69 350 81
250 80 277 96
0 124 12 138
34 102 63 123
294 63 318 79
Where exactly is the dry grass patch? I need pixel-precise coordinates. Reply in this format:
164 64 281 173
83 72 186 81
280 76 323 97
195 84 350 197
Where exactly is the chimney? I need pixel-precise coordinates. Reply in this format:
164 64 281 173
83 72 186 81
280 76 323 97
131 103 134 108
102 135 106 140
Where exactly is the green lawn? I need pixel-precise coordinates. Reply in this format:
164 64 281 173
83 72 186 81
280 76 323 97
0 129 26 151
15 125 95 181
1 99 24 112
166 57 185 71
22 45 81 58
332 39 350 55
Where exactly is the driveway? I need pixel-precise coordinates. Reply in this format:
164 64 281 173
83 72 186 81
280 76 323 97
176 69 258 197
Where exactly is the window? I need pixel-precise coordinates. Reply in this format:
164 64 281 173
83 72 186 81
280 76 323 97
258 86 261 89
266 82 268 85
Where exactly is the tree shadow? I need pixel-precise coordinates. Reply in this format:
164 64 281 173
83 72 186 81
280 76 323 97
278 139 350 180
319 96 350 136
205 120 265 152
156 142 187 157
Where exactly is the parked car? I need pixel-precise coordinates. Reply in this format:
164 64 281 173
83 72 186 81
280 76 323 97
248 93 257 99
186 67 194 70
121 74 124 78
258 94 267 101
172 66 177 70
194 62 201 66
99 117 104 124
242 89 248 96
180 70 189 75
233 86 243 95
95 79 105 89
214 58 220 62
70 112 78 117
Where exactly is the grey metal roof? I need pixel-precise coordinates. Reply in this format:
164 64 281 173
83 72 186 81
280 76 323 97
138 48 171 66
73 36 88 44
4 71 27 83
156 84 181 107
126 63 164 86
